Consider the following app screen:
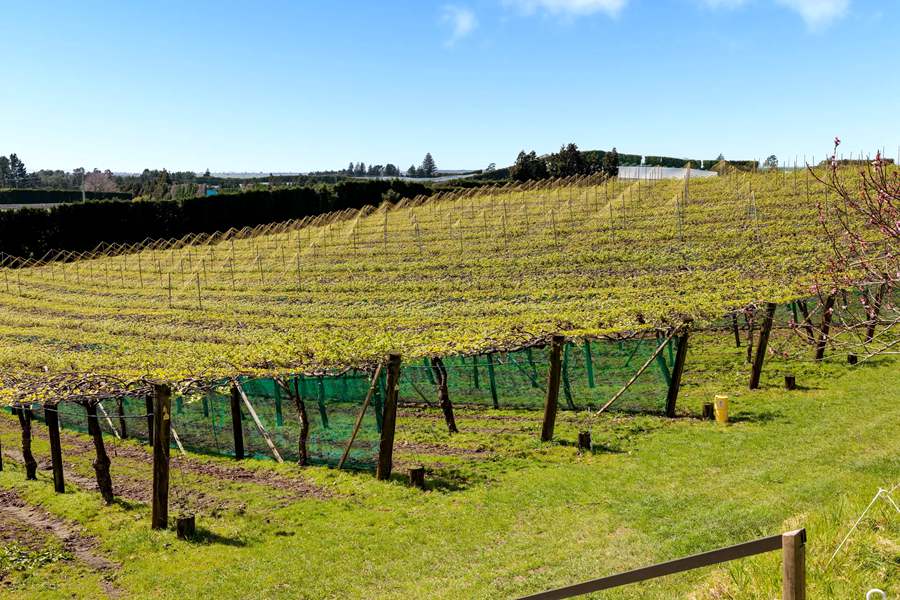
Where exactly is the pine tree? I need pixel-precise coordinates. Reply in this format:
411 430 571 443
8 154 26 188
0 156 9 187
420 153 437 177
602 147 619 178
407 164 417 177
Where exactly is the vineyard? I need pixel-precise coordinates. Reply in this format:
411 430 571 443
0 168 835 391
0 165 897 598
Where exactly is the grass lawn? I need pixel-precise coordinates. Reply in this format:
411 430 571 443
0 331 896 599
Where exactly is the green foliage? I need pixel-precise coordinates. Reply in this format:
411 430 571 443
510 150 548 181
0 544 70 577
0 189 133 205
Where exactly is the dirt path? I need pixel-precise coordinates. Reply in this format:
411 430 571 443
0 489 120 598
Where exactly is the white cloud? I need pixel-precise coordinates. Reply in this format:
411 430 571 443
775 0 849 28
699 0 850 28
441 5 478 45
504 0 628 17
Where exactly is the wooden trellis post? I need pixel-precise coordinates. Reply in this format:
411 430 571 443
665 328 690 418
45 403 65 493
750 302 777 389
230 384 245 460
782 529 806 600
376 354 402 481
145 395 155 446
541 335 565 442
151 384 171 530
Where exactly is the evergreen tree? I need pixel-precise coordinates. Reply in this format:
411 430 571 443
407 164 417 177
510 150 548 182
420 153 437 177
548 143 585 177
384 164 399 177
8 154 26 188
0 156 9 187
601 147 620 178
347 162 355 175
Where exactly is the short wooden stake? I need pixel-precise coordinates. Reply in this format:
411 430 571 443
229 384 245 460
151 384 171 530
702 403 715 420
847 354 857 365
782 529 806 600
408 466 426 490
577 431 592 451
17 406 38 480
750 302 777 390
785 375 797 390
176 515 196 540
541 335 565 442
376 354 402 481
45 403 65 493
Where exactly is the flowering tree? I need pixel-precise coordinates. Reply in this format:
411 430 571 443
811 138 898 358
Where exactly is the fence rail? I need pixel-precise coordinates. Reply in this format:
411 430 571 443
518 529 806 600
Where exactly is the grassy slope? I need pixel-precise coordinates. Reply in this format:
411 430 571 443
0 332 897 599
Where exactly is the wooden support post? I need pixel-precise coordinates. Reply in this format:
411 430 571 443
16 406 37 480
583 340 595 388
471 355 480 389
702 403 715 420
541 335 565 442
750 302 777 390
338 364 383 469
45 403 65 493
145 395 155 446
376 354 401 481
731 313 741 347
151 384 171 530
665 329 690 417
486 353 499 409
782 529 806 600
815 295 835 361
229 384 245 460
847 354 858 365
234 381 284 463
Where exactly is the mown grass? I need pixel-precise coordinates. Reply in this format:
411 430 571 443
0 331 897 599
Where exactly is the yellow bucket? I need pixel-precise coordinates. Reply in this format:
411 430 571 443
714 395 729 424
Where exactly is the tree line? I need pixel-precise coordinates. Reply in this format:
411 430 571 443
510 144 622 182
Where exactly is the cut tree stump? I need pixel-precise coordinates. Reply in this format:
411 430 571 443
577 431 592 451
702 403 715 420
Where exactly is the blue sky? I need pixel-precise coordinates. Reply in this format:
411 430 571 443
1 0 897 172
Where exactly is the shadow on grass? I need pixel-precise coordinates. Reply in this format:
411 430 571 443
555 439 626 454
728 410 784 424
187 526 247 547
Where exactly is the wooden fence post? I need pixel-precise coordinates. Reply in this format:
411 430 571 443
229 384 245 460
665 328 690 418
583 340 596 388
815 295 835 361
750 302 777 389
541 335 565 442
782 529 806 600
376 354 402 481
151 384 171 530
45 403 65 493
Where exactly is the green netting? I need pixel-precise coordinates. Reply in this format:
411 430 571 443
399 337 676 413
27 370 387 471
21 337 677 471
